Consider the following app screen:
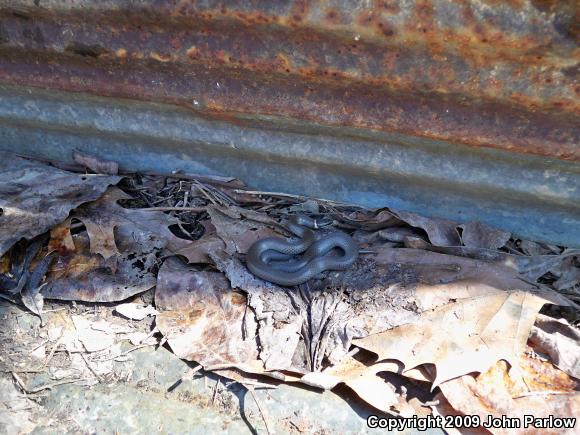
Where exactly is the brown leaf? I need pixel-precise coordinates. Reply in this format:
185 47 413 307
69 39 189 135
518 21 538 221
392 210 461 246
155 257 264 373
458 221 510 249
207 207 280 255
378 227 423 243
209 250 303 371
69 187 189 259
373 248 538 290
172 220 226 263
300 355 400 405
529 314 580 379
437 355 580 434
353 290 567 387
551 256 580 291
425 246 580 282
340 209 401 231
42 187 178 302
43 250 160 302
20 286 44 321
0 152 120 257
519 240 560 256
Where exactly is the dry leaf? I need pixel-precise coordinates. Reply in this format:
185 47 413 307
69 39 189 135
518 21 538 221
209 250 304 371
427 246 579 282
340 209 400 230
551 256 580 291
43 250 161 302
64 187 188 259
71 315 115 352
458 221 510 250
301 356 401 407
392 210 461 246
529 314 580 379
173 226 225 263
42 186 198 301
353 290 567 387
0 152 120 257
372 248 571 294
155 257 264 373
437 355 580 435
207 207 279 255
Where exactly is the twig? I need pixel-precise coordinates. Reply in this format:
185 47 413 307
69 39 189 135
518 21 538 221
212 378 220 405
41 307 69 313
513 390 576 399
231 380 278 390
29 339 49 353
12 372 89 394
192 180 221 206
139 206 208 212
126 170 238 188
421 400 441 407
248 385 274 435
38 333 63 369
81 352 104 383
233 189 371 209
90 343 156 362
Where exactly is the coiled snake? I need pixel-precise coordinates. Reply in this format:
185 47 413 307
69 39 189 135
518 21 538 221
246 215 358 286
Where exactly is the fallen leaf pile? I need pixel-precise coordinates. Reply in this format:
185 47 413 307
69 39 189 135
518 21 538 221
1 152 579 433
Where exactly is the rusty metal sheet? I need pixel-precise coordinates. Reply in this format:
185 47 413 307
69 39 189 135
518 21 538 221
0 0 577 160
0 84 579 247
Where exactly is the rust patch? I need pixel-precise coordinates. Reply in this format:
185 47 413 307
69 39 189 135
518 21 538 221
0 1 577 160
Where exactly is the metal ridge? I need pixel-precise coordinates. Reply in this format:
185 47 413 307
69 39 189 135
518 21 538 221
0 84 578 246
0 0 578 160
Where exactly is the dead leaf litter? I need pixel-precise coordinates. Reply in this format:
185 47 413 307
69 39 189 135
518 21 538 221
0 152 579 433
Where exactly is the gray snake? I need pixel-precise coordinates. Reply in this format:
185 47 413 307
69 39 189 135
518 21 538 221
246 215 358 286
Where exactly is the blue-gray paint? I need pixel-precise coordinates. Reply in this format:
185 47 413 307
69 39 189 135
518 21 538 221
0 85 578 247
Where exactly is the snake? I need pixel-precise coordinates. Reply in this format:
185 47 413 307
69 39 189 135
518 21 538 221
246 215 358 286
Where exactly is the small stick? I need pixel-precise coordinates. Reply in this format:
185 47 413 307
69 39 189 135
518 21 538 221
140 206 208 212
211 378 220 405
12 372 89 394
128 170 238 188
90 343 155 362
81 352 104 383
29 339 49 353
38 333 63 369
248 385 274 435
193 180 221 206
513 391 576 399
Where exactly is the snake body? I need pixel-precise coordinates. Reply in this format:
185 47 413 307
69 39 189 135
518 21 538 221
246 215 358 286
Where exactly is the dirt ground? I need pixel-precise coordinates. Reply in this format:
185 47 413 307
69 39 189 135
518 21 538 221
1 297 415 435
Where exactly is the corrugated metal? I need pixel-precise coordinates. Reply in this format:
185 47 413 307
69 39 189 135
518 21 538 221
1 84 578 246
0 0 577 159
0 1 578 245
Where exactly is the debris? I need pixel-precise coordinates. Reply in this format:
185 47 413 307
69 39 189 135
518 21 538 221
353 290 569 387
436 355 580 434
155 257 264 374
0 378 43 434
529 314 580 379
0 152 120 257
115 303 158 320
72 315 115 352
1 150 578 429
